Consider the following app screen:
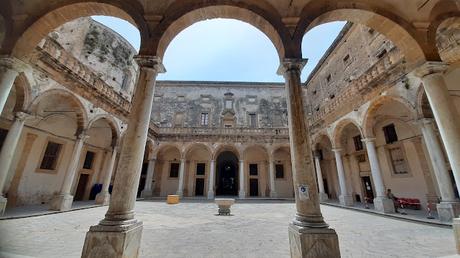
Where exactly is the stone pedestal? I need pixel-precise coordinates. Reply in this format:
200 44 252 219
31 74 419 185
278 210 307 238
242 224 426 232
82 221 143 258
95 192 111 206
373 197 395 213
49 194 74 211
318 193 328 202
140 189 153 198
339 195 354 206
0 195 7 215
288 224 340 258
437 202 460 222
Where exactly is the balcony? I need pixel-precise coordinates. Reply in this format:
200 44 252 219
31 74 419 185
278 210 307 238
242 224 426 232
157 126 289 136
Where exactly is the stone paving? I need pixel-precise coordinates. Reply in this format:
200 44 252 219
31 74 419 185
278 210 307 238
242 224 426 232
0 200 456 258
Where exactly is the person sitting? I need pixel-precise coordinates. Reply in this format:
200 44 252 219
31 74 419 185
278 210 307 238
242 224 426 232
386 189 399 213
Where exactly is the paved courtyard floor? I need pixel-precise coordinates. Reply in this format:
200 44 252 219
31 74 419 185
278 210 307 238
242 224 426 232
0 200 456 258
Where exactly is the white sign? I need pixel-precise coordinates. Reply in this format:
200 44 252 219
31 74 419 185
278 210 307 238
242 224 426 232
298 185 310 200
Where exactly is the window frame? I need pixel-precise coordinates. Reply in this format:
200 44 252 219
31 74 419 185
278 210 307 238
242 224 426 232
200 112 209 126
36 137 66 174
383 123 398 144
275 163 285 179
169 162 180 178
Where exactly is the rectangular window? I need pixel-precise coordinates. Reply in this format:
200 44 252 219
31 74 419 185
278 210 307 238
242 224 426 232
275 164 284 179
200 113 209 126
383 124 398 144
0 128 8 151
83 151 96 169
353 135 363 151
40 141 63 170
174 113 184 127
169 163 180 178
196 163 206 176
249 164 258 176
343 54 350 63
249 113 257 128
389 147 408 174
225 99 233 109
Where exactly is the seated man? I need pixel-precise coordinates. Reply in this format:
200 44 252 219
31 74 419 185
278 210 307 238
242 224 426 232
386 189 399 213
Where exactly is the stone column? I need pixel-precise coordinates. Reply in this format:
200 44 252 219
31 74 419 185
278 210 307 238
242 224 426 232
332 149 353 206
141 158 156 198
207 159 216 199
278 58 340 257
176 158 186 197
0 57 26 114
95 147 118 205
82 56 165 258
420 118 460 222
239 159 246 199
0 112 28 215
268 154 277 198
49 131 87 211
362 138 394 213
314 151 328 202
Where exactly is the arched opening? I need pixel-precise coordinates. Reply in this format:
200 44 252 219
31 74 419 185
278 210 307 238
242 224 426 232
271 146 293 198
216 151 239 196
243 145 269 197
313 134 337 200
185 143 212 197
155 144 182 197
1 72 31 118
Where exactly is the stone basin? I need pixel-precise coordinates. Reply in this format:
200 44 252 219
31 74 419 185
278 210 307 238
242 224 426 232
215 198 235 215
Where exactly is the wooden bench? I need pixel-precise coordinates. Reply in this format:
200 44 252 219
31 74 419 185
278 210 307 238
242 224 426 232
397 198 421 210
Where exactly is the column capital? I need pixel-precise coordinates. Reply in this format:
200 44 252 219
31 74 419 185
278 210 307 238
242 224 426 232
332 148 342 154
413 61 449 79
76 130 89 141
418 118 435 126
133 55 166 73
14 111 31 121
277 58 308 76
361 138 376 144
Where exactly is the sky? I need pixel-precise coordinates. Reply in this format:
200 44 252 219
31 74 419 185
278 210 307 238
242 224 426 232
92 16 345 83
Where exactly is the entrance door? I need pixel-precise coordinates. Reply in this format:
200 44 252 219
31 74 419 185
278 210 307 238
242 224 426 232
362 176 374 202
216 151 239 196
195 178 205 196
250 179 259 197
75 174 89 201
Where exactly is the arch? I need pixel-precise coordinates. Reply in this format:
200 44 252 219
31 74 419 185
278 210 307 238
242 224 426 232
28 88 88 132
9 1 148 59
243 144 269 159
362 95 417 138
184 143 213 159
153 4 288 59
213 144 241 160
332 118 363 149
87 114 121 145
270 144 290 156
154 142 182 158
11 72 32 113
431 15 460 64
296 5 434 65
312 132 333 150
416 85 434 120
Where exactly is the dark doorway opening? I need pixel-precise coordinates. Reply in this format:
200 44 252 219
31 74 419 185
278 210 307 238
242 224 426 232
75 174 89 201
195 178 205 196
216 151 238 196
137 162 148 197
362 176 374 203
250 178 259 196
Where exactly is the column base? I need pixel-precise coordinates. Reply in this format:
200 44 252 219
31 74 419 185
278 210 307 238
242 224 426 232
288 223 340 258
81 220 143 258
270 191 278 198
239 191 246 199
373 197 395 213
207 191 214 200
140 189 153 198
319 193 329 202
176 191 183 197
95 192 111 206
0 196 7 216
339 195 353 206
437 202 460 222
454 218 460 254
49 194 74 211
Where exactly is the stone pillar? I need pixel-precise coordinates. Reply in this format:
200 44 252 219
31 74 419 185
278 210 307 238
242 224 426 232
363 138 394 213
278 58 340 258
0 57 26 114
420 118 460 222
207 159 216 199
49 131 87 211
314 151 328 202
176 158 186 197
0 112 28 215
82 56 164 258
141 158 156 198
332 149 353 206
268 154 277 198
95 147 118 205
239 159 246 199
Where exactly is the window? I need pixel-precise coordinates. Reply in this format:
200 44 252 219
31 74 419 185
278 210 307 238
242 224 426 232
383 124 398 144
249 164 258 176
40 141 63 170
376 49 387 59
353 135 363 151
248 113 257 128
329 94 335 100
200 113 209 126
343 54 350 64
177 95 185 102
326 74 332 83
225 99 233 109
169 163 180 178
389 147 408 174
174 113 184 127
275 164 284 179
196 163 206 176
0 128 7 150
83 151 96 169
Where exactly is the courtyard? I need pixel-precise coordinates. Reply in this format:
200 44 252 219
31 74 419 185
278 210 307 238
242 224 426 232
0 200 455 258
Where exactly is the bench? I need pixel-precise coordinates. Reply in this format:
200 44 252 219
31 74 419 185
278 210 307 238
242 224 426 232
397 198 421 210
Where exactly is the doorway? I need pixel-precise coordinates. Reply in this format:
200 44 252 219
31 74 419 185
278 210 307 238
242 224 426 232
216 151 238 196
361 176 374 202
75 174 89 201
250 179 259 196
195 178 205 196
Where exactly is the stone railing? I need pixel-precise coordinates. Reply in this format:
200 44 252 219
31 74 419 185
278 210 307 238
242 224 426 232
158 126 289 136
34 37 132 118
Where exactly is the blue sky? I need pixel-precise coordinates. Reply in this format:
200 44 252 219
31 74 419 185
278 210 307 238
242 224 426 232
93 16 345 82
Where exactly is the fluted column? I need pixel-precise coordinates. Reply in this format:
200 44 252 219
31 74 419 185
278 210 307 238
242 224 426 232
279 58 340 257
363 138 394 213
314 151 328 202
0 57 26 114
332 149 353 206
176 158 186 197
50 131 88 211
95 147 118 205
268 154 277 198
239 159 246 198
82 56 165 258
141 157 156 198
0 112 29 215
207 159 216 199
420 118 460 222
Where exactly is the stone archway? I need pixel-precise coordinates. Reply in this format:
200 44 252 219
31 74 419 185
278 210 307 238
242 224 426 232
216 151 239 196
